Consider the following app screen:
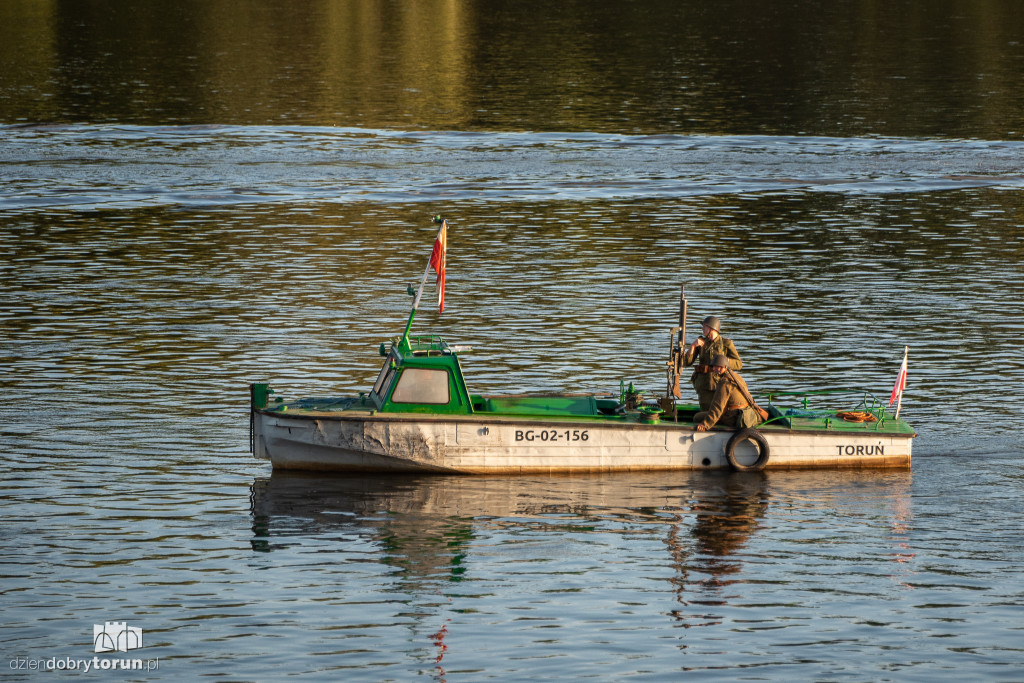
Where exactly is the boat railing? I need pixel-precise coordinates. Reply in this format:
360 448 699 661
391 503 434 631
761 387 881 408
391 334 451 356
758 387 900 430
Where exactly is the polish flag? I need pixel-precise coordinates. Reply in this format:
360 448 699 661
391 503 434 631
888 347 908 406
429 220 447 313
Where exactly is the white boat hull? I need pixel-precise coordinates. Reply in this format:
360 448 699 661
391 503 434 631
253 411 912 473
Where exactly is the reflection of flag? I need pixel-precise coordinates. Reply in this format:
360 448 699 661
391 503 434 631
429 220 447 313
889 347 908 406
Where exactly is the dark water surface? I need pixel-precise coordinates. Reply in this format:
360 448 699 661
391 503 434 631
3 1 1024 680
4 0 1024 138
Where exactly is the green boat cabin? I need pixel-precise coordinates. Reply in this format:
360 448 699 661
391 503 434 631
370 335 621 418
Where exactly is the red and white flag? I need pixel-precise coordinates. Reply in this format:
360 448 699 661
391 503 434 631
428 220 447 313
888 347 908 407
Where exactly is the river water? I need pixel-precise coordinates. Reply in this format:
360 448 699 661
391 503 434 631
2 1 1024 680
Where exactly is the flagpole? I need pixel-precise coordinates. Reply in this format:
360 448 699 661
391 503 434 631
894 345 908 420
410 256 434 312
401 219 446 350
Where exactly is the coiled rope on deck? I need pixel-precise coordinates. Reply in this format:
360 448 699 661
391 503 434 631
836 411 878 423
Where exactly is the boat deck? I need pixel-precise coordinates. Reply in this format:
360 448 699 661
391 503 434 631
263 392 915 436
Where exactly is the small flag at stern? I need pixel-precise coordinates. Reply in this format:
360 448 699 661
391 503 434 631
889 346 908 407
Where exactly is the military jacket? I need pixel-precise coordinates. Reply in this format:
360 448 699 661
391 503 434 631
683 335 742 397
683 334 742 373
698 371 753 430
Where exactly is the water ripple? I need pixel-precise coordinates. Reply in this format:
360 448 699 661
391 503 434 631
3 125 1024 211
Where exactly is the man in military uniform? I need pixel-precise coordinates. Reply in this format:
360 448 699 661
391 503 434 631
694 355 762 431
682 315 742 411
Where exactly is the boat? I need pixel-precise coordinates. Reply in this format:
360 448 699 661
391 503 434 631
249 219 915 473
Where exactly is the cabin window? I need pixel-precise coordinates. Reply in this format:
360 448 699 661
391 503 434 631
390 368 450 404
372 359 394 396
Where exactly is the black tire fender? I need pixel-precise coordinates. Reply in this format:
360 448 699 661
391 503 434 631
725 428 770 471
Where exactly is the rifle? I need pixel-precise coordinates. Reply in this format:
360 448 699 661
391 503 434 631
724 368 769 423
666 286 686 399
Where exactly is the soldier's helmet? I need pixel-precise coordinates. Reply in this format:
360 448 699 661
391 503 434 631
701 315 721 332
710 354 730 368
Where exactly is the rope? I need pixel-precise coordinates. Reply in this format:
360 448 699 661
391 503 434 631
836 410 878 423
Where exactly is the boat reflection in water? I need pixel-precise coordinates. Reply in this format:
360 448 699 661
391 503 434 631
250 471 772 581
249 470 912 632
